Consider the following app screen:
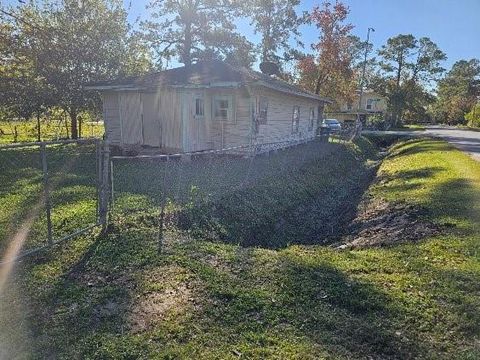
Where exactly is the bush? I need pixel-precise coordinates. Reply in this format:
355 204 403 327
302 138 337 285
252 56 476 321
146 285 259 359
365 114 389 130
465 104 480 128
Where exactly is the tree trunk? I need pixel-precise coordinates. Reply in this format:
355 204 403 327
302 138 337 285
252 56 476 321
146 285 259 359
315 76 321 95
36 113 41 142
70 108 78 139
183 20 192 66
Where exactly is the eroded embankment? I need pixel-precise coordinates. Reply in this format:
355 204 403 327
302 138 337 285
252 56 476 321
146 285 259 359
176 137 383 248
335 135 443 248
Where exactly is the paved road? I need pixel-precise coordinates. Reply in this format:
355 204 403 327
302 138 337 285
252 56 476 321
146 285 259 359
364 126 480 161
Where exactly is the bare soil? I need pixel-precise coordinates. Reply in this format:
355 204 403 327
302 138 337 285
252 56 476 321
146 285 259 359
336 197 442 249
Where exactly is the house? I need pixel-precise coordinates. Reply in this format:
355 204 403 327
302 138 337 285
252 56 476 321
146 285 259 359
326 90 387 124
86 60 330 153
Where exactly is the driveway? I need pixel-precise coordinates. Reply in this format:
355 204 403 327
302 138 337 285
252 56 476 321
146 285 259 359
363 126 480 161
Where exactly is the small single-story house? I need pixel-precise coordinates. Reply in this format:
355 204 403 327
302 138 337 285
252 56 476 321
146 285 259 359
87 60 330 153
326 89 387 124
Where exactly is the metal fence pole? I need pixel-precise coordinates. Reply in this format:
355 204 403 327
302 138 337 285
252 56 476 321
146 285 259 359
95 139 101 219
110 160 115 209
40 143 53 245
158 155 169 254
99 140 110 231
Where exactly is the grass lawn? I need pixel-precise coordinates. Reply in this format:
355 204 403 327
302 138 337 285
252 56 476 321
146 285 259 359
0 143 99 254
1 137 479 359
0 119 104 144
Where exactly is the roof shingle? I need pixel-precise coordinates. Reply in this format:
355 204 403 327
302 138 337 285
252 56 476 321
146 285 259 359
87 60 330 102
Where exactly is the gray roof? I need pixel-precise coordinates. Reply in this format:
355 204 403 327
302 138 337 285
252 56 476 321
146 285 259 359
86 60 330 103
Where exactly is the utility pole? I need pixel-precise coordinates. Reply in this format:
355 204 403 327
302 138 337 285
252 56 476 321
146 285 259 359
357 27 375 133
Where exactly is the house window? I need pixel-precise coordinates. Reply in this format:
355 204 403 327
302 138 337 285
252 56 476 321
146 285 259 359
214 97 230 120
258 96 268 124
309 108 315 131
195 98 204 116
366 98 374 110
292 106 300 133
347 103 353 111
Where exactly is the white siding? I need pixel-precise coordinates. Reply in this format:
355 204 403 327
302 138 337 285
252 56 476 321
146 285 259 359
119 92 143 145
142 92 161 147
159 87 183 151
254 87 321 144
101 85 323 152
102 93 121 145
209 88 253 149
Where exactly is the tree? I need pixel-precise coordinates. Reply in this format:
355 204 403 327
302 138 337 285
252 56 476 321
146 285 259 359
244 0 306 65
8 0 152 139
432 59 480 125
376 34 446 125
296 1 362 108
0 10 53 140
465 103 480 127
142 0 253 67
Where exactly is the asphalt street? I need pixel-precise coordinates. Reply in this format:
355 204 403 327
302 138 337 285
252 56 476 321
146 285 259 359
364 126 480 161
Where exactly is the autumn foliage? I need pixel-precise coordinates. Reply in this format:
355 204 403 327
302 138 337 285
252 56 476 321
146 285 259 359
297 1 359 109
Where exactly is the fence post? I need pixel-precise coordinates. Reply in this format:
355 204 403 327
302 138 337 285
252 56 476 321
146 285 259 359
99 140 110 231
40 143 53 245
95 139 101 218
157 155 169 254
110 160 115 209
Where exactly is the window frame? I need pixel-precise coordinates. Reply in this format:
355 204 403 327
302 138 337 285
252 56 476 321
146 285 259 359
257 96 269 124
366 98 374 110
308 107 315 131
292 106 300 134
212 95 236 124
213 95 232 122
195 97 205 117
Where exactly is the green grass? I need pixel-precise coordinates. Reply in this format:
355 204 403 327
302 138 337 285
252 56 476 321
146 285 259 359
0 143 99 254
112 138 378 248
1 137 480 359
0 119 104 144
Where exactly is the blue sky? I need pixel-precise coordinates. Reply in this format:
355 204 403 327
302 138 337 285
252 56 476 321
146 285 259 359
126 0 480 71
4 0 480 70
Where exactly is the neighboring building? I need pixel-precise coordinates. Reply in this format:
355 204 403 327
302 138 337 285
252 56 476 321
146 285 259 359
326 90 387 124
87 60 330 153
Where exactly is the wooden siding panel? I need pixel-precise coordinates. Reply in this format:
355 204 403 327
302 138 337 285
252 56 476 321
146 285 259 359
159 87 183 150
142 93 161 147
102 93 121 144
119 92 143 145
209 88 253 149
254 88 320 144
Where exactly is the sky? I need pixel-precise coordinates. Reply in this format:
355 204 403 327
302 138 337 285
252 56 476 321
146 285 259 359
125 0 480 71
3 0 480 70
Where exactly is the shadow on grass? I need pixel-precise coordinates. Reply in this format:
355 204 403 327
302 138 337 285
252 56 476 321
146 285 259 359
161 245 423 359
164 142 378 249
9 138 480 358
389 138 453 159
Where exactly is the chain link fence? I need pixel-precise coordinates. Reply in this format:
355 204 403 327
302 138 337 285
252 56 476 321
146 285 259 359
0 125 356 263
0 119 104 144
0 139 109 264
110 129 357 250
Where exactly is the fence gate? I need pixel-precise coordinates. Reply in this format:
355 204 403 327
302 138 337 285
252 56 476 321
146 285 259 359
0 139 110 264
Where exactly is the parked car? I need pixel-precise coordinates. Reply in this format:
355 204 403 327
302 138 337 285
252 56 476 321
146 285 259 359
322 119 342 133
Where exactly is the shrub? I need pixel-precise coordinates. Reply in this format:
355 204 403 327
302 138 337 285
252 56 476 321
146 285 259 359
365 114 389 130
465 104 480 128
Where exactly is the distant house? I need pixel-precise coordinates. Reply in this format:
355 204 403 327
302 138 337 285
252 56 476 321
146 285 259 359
326 90 387 124
87 60 330 153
